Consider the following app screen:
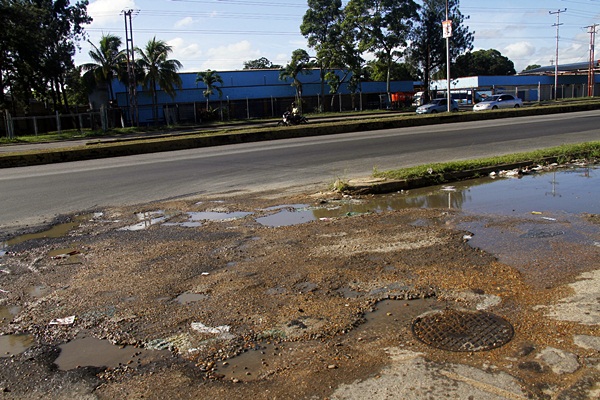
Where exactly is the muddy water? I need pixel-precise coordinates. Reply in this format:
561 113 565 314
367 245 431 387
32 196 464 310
0 334 34 357
55 336 171 370
214 298 441 382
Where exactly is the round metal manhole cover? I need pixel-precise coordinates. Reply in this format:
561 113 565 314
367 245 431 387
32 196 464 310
411 309 514 352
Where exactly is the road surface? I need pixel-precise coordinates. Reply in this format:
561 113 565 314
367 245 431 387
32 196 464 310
1 110 598 228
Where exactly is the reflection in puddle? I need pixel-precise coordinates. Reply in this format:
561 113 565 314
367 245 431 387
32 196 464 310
187 211 253 222
175 292 209 304
55 336 170 370
119 211 166 231
256 207 315 227
0 334 35 357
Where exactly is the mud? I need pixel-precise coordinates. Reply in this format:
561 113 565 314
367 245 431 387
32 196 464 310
0 176 598 399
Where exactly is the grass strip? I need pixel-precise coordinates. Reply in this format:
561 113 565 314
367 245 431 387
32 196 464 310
373 142 600 181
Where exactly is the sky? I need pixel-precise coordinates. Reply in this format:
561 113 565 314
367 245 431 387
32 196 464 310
74 0 600 74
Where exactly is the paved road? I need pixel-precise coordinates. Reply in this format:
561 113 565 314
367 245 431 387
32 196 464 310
1 110 599 228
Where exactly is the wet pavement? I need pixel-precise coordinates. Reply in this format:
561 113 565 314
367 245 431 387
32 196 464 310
0 163 598 399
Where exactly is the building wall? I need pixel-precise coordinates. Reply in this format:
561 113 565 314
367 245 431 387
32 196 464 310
111 69 415 124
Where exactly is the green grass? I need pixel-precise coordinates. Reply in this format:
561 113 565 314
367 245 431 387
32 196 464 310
373 142 600 181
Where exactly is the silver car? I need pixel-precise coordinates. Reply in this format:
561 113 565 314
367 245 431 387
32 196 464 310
416 98 459 114
473 94 523 111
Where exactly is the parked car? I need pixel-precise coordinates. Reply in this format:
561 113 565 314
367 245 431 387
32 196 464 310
473 94 523 111
416 98 459 114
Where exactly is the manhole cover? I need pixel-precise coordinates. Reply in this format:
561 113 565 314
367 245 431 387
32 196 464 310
411 309 514 352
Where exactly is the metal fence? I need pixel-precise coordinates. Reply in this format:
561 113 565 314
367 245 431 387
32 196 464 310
2 107 110 138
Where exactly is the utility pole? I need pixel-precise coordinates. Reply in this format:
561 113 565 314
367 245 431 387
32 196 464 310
586 24 598 97
122 9 139 126
549 8 566 100
443 0 452 112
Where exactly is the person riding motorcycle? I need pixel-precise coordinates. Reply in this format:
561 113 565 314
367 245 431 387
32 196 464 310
290 102 301 123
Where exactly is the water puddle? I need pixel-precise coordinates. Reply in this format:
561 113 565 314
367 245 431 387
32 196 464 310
339 166 600 216
175 292 209 304
0 333 35 357
55 336 170 370
119 211 167 231
187 211 253 222
48 248 83 264
1 214 91 255
27 285 51 298
215 298 441 382
253 166 598 228
256 205 315 227
0 305 20 326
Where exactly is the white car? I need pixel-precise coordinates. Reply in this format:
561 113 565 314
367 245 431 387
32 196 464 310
473 94 523 111
416 98 459 114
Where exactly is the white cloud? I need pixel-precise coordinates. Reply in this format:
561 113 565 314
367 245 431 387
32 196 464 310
504 42 535 61
167 38 203 72
87 0 136 26
174 17 194 28
201 40 262 71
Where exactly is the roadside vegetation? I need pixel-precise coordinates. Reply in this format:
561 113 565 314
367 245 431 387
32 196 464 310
373 141 600 182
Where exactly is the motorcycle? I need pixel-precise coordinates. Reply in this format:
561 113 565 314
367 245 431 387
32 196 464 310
277 111 308 126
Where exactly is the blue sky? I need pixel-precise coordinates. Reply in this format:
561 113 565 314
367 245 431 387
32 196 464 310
75 0 600 73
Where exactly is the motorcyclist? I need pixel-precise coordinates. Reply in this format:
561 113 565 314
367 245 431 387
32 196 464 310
290 102 300 123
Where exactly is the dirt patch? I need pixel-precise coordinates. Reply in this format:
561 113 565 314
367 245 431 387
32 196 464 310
0 190 598 399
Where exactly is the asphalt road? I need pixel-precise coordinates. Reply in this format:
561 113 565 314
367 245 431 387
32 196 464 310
1 110 599 228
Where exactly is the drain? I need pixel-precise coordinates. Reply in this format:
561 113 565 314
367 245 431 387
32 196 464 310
411 309 514 352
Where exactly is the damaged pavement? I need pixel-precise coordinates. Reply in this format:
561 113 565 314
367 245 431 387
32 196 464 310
0 168 599 399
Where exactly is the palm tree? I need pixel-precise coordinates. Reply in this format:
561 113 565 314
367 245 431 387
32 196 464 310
81 34 126 104
135 37 183 121
196 69 223 111
279 49 313 106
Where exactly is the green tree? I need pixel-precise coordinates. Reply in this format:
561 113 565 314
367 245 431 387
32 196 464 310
0 0 91 112
344 0 418 103
195 69 223 111
453 49 516 77
366 60 419 82
407 0 473 103
38 0 92 112
523 64 542 72
135 37 183 121
81 34 126 105
243 57 281 69
279 49 314 106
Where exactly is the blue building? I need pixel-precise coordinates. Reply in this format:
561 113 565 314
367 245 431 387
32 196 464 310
106 69 415 125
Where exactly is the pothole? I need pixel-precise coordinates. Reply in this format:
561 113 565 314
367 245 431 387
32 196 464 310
0 333 35 357
55 336 171 370
411 309 514 352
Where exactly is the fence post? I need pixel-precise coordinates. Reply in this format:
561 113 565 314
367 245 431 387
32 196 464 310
55 111 61 134
5 110 14 139
33 116 38 136
246 97 250 120
100 105 108 132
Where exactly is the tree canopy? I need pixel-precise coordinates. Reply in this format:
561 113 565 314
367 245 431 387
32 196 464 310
1 0 91 112
453 49 516 77
243 57 281 70
279 49 314 106
407 0 473 102
196 69 223 110
136 37 183 120
344 0 418 101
